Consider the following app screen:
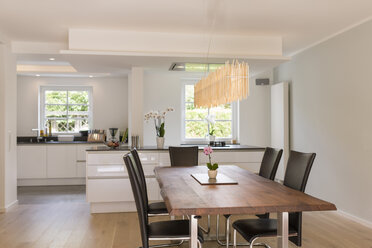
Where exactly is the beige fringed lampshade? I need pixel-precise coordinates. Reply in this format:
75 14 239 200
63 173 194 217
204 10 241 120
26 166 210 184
194 60 249 108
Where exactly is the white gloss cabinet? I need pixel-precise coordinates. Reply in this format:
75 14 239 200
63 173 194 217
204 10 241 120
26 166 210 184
17 145 47 179
47 145 77 178
17 144 93 186
86 149 264 213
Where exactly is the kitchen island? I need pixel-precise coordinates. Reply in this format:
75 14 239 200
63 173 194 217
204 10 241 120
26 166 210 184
86 145 265 213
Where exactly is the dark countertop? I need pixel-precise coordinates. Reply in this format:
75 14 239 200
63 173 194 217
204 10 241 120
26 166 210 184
86 145 264 152
17 141 104 145
17 136 104 145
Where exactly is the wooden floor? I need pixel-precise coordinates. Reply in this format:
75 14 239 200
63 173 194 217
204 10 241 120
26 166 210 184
0 186 371 248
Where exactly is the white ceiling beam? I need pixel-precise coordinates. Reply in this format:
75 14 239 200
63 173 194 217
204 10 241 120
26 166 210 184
11 41 67 54
68 29 283 57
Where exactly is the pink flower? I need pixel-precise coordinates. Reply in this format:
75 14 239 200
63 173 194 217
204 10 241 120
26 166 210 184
203 146 213 156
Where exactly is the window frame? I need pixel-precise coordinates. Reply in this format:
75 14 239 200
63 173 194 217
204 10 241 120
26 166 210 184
181 79 239 144
39 85 93 134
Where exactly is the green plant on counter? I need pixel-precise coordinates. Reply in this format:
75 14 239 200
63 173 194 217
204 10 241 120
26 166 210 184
207 162 219 170
158 123 165 137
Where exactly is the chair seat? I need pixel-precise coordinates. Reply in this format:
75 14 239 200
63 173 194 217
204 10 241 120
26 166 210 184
149 220 204 243
232 219 297 243
148 201 168 215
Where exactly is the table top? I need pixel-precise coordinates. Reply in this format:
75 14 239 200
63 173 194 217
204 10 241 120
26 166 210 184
154 165 336 216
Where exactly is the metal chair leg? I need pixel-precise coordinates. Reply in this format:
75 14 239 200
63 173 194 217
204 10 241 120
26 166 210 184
200 215 211 234
216 215 253 247
233 229 237 248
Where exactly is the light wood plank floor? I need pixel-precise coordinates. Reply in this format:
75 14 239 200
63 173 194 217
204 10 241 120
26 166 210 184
0 186 371 248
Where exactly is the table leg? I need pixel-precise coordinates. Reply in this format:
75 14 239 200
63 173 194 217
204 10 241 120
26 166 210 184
277 212 289 248
190 215 198 248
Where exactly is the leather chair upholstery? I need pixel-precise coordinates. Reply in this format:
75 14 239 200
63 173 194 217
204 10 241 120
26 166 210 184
169 146 199 167
131 149 168 215
232 150 316 247
256 147 283 219
259 147 283 180
124 153 204 248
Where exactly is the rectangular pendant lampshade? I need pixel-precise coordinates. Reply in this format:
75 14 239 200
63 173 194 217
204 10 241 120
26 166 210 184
194 60 249 108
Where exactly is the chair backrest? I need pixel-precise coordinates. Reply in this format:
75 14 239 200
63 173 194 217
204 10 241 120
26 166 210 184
130 149 149 205
169 146 199 167
284 151 316 192
123 153 149 248
284 150 316 247
258 147 283 180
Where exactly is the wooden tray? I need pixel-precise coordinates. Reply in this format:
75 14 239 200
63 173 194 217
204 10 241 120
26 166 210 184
191 173 238 185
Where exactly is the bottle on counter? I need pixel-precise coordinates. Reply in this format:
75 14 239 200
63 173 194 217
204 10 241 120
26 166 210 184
48 120 52 137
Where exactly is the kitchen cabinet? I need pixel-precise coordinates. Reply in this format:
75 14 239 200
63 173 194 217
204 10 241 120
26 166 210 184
85 148 264 213
17 145 47 179
47 145 77 178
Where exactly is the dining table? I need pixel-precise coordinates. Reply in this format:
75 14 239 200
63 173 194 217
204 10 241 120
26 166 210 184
154 165 336 248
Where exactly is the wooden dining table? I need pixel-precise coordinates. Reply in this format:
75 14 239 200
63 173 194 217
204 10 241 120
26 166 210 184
154 165 336 248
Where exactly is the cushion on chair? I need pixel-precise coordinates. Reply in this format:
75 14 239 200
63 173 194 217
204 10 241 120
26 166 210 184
232 219 297 243
148 219 204 243
148 201 168 215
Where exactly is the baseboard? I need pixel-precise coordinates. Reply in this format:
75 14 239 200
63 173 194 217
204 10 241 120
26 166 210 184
0 200 18 213
18 178 86 186
337 210 372 229
5 200 18 210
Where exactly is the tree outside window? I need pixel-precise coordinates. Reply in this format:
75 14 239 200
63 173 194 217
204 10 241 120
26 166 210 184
41 87 92 133
184 84 233 139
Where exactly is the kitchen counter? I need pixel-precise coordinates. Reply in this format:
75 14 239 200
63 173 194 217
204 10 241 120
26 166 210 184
17 136 104 145
86 144 264 151
17 141 104 145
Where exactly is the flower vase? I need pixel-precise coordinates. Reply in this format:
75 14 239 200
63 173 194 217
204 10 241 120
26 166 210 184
208 169 218 179
209 135 216 142
156 137 165 149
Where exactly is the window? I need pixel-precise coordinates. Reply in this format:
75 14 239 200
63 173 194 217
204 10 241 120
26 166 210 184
40 86 93 133
182 81 238 142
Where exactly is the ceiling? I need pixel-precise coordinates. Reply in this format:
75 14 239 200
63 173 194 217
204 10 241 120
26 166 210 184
2 0 372 77
1 0 372 55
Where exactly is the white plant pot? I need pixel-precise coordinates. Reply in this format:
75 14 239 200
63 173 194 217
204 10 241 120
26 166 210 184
156 137 165 149
209 135 216 142
208 169 218 179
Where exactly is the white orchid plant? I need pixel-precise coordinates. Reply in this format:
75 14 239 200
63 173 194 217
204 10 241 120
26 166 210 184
205 114 216 136
144 107 174 137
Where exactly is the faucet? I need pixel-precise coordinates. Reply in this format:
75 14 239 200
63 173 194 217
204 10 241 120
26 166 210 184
32 128 43 143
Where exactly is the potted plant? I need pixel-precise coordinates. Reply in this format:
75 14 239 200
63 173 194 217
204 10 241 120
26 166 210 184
205 115 216 142
144 107 174 149
203 146 219 179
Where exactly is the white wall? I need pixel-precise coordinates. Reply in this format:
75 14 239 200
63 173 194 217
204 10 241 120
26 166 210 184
17 76 128 136
143 71 183 146
0 39 18 211
274 20 372 223
239 71 272 147
143 70 271 147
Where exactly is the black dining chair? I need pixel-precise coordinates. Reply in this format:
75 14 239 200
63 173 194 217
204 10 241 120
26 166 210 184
124 153 204 248
168 146 212 234
217 147 283 247
232 151 316 248
256 147 283 219
131 149 168 217
169 146 199 167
